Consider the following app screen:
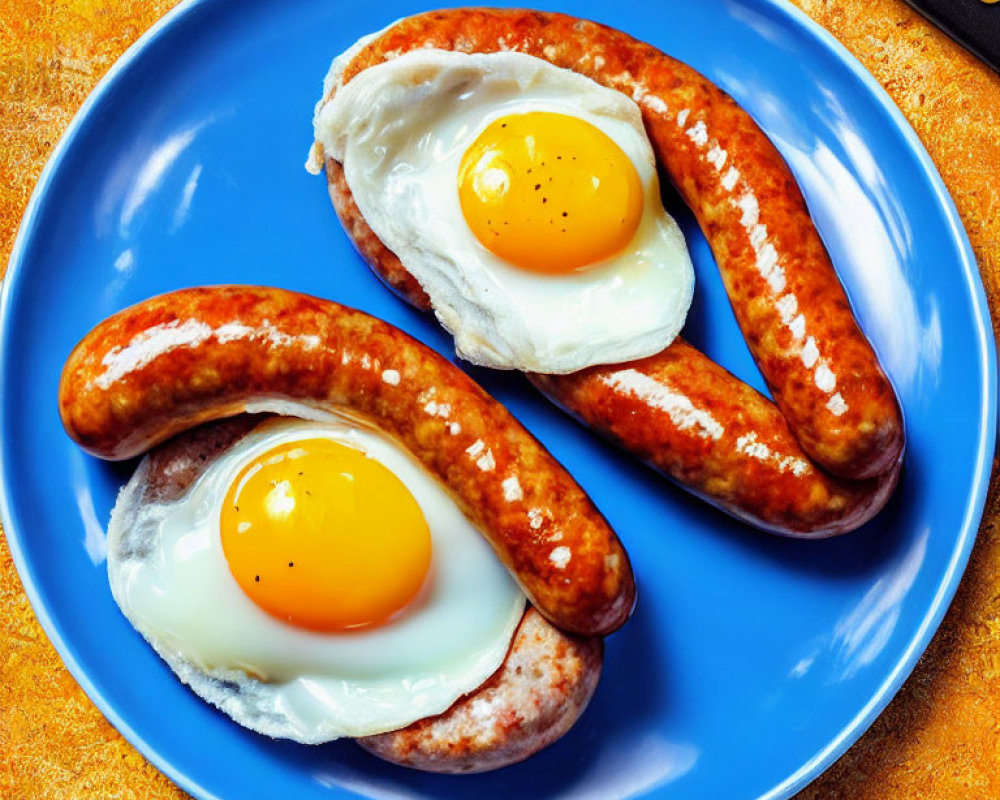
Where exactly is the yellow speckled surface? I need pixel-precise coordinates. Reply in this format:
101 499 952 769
1 0 999 798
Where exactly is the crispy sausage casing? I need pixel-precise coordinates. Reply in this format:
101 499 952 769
322 7 904 483
58 286 634 636
530 342 900 537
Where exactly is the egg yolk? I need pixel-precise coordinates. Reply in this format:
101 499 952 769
458 112 644 274
220 438 432 632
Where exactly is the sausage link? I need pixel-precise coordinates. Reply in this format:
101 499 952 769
58 286 634 636
324 142 899 536
530 341 900 537
326 159 895 535
329 7 904 481
358 607 602 773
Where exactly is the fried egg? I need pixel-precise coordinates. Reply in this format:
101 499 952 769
107 410 525 743
310 48 694 374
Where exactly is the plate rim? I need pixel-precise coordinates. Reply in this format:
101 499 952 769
0 1 995 799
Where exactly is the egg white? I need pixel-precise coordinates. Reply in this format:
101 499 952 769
107 412 525 743
311 48 695 374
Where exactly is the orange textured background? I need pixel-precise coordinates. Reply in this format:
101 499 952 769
1 0 999 798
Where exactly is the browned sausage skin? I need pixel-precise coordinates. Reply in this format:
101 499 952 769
530 342 900 538
322 7 904 482
58 286 634 637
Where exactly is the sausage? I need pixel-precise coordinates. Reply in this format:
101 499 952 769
324 177 898 539
323 133 901 537
57 285 635 637
320 7 904 482
328 165 900 532
118 415 602 767
530 341 900 537
358 607 602 773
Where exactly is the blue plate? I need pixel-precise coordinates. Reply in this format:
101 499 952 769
1 1 994 798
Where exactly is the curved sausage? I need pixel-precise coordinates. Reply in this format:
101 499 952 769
58 286 635 637
358 607 602 773
321 7 904 482
324 142 899 536
530 341 900 537
330 166 899 534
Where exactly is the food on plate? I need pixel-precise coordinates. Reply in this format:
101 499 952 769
358 606 601 773
59 286 635 636
58 286 634 770
530 342 900 536
308 8 905 532
308 45 695 376
107 415 526 742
